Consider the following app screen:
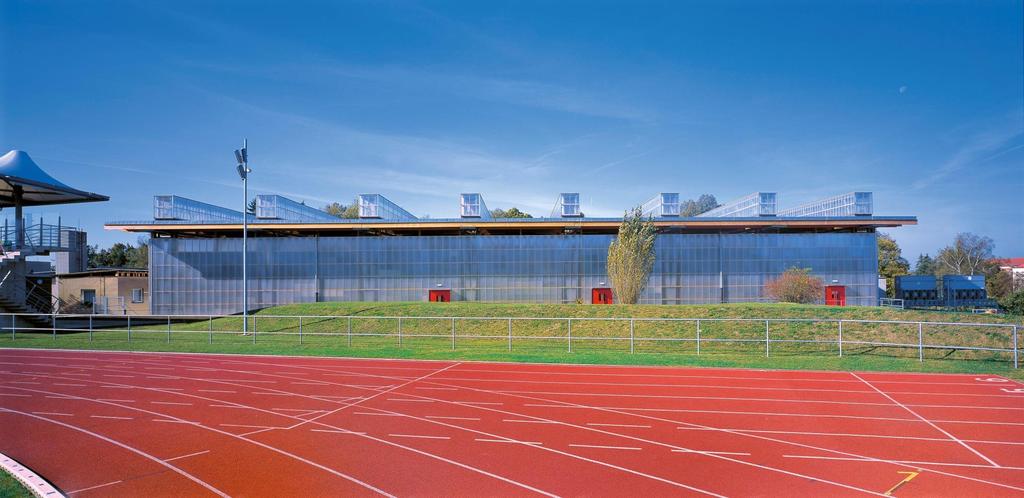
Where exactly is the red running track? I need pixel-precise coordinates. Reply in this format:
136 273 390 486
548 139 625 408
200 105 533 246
1 348 1023 497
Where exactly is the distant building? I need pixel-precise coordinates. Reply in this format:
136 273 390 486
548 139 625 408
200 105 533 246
996 258 1024 290
53 268 148 315
108 190 917 315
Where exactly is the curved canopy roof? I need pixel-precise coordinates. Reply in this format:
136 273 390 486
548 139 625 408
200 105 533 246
0 150 109 207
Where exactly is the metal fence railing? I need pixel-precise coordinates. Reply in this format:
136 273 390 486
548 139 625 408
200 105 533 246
2 313 1019 368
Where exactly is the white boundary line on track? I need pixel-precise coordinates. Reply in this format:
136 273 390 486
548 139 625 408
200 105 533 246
164 450 210 462
569 444 641 451
781 454 1024 471
675 426 1024 446
66 479 122 495
850 372 1001 468
0 408 229 497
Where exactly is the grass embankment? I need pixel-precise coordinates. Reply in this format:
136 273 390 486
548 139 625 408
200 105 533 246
4 302 1022 379
0 469 32 498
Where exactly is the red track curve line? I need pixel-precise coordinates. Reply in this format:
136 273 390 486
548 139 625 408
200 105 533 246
235 358 1024 494
0 408 230 497
84 356 888 496
6 365 726 497
0 378 562 498
0 385 396 498
849 372 1001 468
286 362 462 430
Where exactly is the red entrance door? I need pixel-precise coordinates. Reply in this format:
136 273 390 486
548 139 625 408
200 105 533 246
825 285 846 306
592 288 613 304
429 290 451 302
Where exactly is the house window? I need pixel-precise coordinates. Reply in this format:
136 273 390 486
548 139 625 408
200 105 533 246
81 289 96 306
131 288 144 303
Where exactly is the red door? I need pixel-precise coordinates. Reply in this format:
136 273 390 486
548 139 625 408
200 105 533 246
429 290 451 302
825 285 846 306
591 288 613 304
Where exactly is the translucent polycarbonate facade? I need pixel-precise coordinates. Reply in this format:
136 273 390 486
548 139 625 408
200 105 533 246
150 232 878 315
779 192 873 217
153 195 245 222
460 193 491 219
255 195 338 221
358 194 416 220
552 193 582 217
642 193 681 217
698 192 777 217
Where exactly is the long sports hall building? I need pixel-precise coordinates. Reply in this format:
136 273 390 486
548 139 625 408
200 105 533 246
106 191 916 315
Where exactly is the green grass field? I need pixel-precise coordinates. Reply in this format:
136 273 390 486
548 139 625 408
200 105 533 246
3 302 1021 379
0 469 32 498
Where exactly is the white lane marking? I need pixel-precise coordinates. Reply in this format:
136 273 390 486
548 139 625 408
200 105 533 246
102 374 134 378
208 404 250 409
476 438 543 445
386 398 433 403
52 383 86 387
8 381 40 385
425 415 480 421
291 382 330 386
66 480 123 495
99 386 133 389
388 434 451 440
458 401 502 406
671 449 751 456
570 444 641 451
782 454 1024 471
197 389 235 394
494 388 1022 410
587 423 651 428
851 372 1000 468
0 409 229 497
353 411 405 417
271 407 327 413
503 419 558 424
96 399 134 403
416 387 457 391
143 367 174 370
152 401 193 406
152 419 199 424
219 423 283 430
31 411 73 417
0 393 30 397
90 415 133 420
164 450 210 462
252 392 293 396
311 429 366 435
677 426 1024 446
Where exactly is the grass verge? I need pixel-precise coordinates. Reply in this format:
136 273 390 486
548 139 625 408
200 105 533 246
0 468 33 498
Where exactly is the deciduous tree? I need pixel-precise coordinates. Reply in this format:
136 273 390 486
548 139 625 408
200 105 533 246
607 206 657 304
878 234 910 298
764 268 824 304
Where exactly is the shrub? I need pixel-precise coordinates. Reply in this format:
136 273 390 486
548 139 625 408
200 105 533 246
999 290 1024 316
607 206 657 304
764 268 824 304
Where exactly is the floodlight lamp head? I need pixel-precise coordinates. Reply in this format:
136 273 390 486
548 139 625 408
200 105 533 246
236 164 247 180
234 149 244 164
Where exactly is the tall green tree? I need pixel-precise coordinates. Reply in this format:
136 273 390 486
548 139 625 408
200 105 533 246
680 194 719 216
914 254 936 275
607 206 657 304
878 233 910 298
87 238 148 269
490 207 533 218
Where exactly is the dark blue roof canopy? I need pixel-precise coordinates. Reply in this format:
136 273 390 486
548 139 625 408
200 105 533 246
0 150 109 207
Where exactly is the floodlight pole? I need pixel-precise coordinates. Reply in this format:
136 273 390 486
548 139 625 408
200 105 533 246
236 139 250 336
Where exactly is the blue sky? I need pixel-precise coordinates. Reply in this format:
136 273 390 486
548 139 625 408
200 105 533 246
1 0 1022 262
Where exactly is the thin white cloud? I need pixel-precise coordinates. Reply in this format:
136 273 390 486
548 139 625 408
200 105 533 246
912 123 1023 190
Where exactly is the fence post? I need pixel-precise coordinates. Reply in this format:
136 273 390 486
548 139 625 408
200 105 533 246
508 318 512 352
209 316 213 344
167 316 171 343
1013 325 1018 369
89 315 93 342
299 316 303 345
765 319 770 357
630 319 635 354
568 318 572 353
52 314 56 340
451 317 456 350
127 315 131 343
918 321 924 362
10 314 14 340
348 316 352 347
252 315 257 345
696 319 701 355
398 317 403 347
838 320 843 357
